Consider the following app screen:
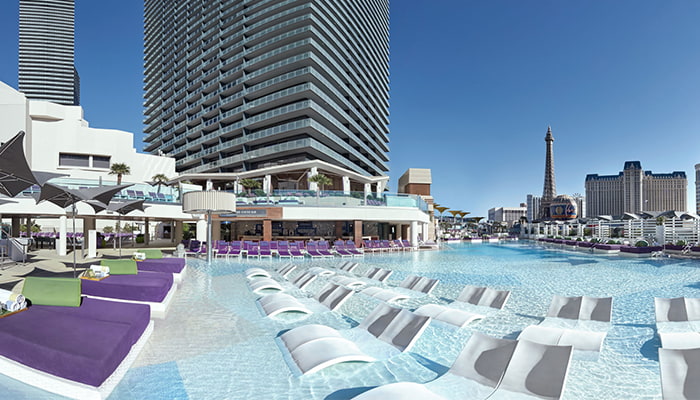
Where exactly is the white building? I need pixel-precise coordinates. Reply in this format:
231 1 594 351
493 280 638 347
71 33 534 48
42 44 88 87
0 81 175 184
526 194 541 222
488 206 527 227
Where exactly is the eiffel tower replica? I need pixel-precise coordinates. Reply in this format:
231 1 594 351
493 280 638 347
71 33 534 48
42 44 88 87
539 126 556 221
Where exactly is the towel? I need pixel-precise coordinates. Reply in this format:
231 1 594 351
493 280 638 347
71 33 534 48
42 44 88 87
2 299 27 312
0 289 25 309
89 265 110 278
132 252 146 261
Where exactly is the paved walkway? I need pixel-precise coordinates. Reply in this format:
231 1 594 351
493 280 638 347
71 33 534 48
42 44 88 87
0 239 178 291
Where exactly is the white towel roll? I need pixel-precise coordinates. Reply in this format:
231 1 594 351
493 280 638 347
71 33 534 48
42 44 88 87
0 289 25 306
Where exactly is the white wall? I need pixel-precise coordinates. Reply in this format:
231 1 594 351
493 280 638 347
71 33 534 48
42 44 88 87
0 81 176 184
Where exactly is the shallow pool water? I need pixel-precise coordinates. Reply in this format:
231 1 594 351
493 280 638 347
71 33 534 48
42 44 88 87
5 241 699 399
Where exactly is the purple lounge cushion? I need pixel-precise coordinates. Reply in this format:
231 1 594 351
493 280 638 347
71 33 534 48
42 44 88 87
137 258 186 274
0 298 149 387
81 271 173 302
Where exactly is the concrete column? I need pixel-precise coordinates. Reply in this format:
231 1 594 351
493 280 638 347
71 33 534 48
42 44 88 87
353 220 363 245
363 183 371 202
205 180 213 190
83 217 96 251
335 221 344 239
87 230 97 258
308 167 318 191
410 221 419 246
11 217 20 237
174 220 184 243
196 217 207 242
144 218 150 245
58 215 67 256
263 219 272 241
342 176 350 194
233 180 241 194
263 175 271 195
212 220 222 242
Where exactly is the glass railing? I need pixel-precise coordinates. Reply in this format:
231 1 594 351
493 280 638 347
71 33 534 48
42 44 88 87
235 190 428 212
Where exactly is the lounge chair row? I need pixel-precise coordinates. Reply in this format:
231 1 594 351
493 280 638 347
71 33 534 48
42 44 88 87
243 262 577 399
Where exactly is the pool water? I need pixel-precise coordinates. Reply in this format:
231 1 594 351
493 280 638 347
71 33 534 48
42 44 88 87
4 241 699 399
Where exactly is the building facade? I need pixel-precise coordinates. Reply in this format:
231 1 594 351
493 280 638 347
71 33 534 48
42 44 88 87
585 161 686 216
526 194 541 222
488 207 527 227
696 163 700 214
19 0 79 105
143 0 390 178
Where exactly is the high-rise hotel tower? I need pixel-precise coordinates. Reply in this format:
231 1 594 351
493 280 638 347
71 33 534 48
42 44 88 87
143 0 390 176
19 0 80 105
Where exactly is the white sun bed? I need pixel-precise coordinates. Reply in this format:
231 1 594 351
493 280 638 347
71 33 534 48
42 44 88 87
361 286 410 303
279 302 430 374
248 277 284 293
659 346 700 400
655 297 700 349
518 295 612 354
85 283 177 320
259 283 354 318
307 266 335 277
289 271 317 290
352 332 574 400
331 275 366 288
399 274 439 294
364 267 392 282
336 261 359 273
414 285 511 328
245 267 271 279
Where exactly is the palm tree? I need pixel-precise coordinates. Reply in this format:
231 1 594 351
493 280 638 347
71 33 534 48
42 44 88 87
109 163 131 185
239 178 261 195
308 173 332 193
151 173 169 193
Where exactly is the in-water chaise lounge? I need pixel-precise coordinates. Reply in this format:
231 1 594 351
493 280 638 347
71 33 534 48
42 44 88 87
414 285 511 328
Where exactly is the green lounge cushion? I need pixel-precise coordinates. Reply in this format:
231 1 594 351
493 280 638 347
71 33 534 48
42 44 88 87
141 249 163 259
100 259 138 275
22 277 82 307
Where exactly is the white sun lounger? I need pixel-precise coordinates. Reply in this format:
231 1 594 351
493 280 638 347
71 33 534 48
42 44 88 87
279 302 430 374
289 271 318 290
414 286 511 328
258 283 354 318
361 286 410 303
518 295 612 354
364 267 392 282
336 261 359 273
245 267 271 279
655 297 700 349
307 266 335 277
331 275 366 288
659 346 700 400
353 332 574 400
248 277 284 293
276 263 297 278
399 274 439 294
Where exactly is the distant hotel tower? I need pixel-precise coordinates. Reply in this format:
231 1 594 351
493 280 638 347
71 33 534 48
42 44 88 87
585 161 686 216
19 0 80 105
143 0 390 176
539 126 556 220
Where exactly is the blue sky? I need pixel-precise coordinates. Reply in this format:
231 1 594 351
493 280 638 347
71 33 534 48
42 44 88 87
1 1 699 217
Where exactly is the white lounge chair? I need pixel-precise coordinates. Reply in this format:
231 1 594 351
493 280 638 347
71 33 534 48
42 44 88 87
278 302 430 374
399 274 439 294
364 267 392 282
655 297 700 349
659 346 700 400
361 286 409 303
307 266 335 277
352 332 574 400
331 275 366 289
518 295 612 354
289 271 318 290
248 277 284 294
258 292 312 317
414 285 511 328
245 267 271 279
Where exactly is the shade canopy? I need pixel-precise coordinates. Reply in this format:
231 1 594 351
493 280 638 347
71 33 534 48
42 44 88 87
0 131 40 197
108 199 146 215
37 183 132 209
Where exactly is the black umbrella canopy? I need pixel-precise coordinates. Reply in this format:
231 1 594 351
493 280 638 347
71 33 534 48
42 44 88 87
108 199 146 215
36 183 132 209
0 131 40 197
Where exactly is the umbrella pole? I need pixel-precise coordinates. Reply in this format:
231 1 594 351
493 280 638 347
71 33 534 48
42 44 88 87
72 204 77 277
118 215 122 257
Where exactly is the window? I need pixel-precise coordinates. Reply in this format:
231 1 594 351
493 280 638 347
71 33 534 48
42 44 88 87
59 153 89 167
92 155 111 169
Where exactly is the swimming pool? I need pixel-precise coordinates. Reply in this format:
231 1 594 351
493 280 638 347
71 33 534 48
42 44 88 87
3 241 697 399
